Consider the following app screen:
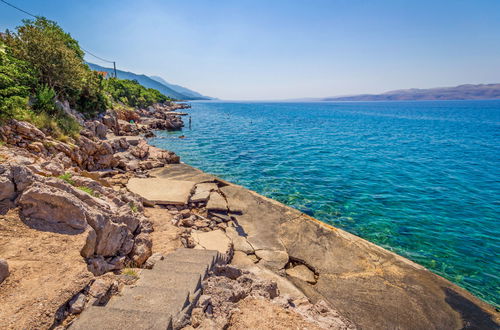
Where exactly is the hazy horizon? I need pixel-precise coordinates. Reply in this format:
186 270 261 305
1 0 499 100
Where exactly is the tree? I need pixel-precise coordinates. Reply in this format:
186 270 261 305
0 41 36 120
3 17 87 100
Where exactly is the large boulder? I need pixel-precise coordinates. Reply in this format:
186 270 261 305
18 185 90 231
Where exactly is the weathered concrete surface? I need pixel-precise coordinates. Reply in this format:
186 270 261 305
192 230 232 255
127 177 195 205
153 163 500 330
71 248 225 330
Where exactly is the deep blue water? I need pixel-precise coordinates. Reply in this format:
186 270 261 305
150 100 500 307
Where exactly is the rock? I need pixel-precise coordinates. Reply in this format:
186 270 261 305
130 140 149 159
0 259 9 284
68 293 86 314
206 191 228 212
87 256 115 276
88 278 114 305
214 265 243 280
225 227 254 254
80 228 97 258
180 217 194 227
255 250 289 271
198 295 212 310
129 233 152 266
0 176 15 201
194 219 210 228
95 122 108 139
144 252 164 269
285 264 316 284
190 307 205 328
18 184 90 231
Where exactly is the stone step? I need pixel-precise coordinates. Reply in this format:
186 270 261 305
70 249 226 330
154 259 211 277
136 269 203 296
69 306 173 330
167 247 224 265
107 285 190 315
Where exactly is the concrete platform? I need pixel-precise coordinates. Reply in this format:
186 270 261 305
107 286 190 314
127 178 195 205
69 306 172 330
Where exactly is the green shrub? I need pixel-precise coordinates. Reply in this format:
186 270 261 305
77 186 98 197
58 172 75 185
122 268 138 277
33 84 57 115
129 202 138 213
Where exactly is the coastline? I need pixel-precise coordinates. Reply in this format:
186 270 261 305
147 162 499 329
0 103 498 329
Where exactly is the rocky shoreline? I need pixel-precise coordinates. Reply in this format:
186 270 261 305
0 102 499 329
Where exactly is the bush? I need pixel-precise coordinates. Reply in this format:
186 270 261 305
106 78 171 108
33 84 57 115
0 41 36 121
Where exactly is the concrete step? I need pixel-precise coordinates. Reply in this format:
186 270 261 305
107 285 190 315
153 259 211 278
69 306 172 330
136 269 202 296
167 248 226 265
70 249 226 330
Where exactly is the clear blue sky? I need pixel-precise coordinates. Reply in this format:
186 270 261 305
1 0 499 100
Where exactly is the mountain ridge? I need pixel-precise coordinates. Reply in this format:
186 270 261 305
319 83 500 101
86 63 211 100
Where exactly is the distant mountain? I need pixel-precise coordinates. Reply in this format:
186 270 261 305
149 75 209 100
87 63 211 100
321 84 500 101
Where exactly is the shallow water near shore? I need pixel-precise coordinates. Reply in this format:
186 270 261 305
150 100 500 307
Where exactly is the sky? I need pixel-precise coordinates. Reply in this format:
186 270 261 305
1 0 499 100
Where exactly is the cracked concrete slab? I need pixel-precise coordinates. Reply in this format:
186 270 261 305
127 178 195 205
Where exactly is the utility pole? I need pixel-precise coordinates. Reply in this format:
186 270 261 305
113 61 117 78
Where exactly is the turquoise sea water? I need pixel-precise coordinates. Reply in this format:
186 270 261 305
150 100 500 307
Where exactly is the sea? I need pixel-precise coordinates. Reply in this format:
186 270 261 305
149 100 500 307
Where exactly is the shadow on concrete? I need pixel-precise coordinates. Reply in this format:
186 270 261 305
443 287 499 330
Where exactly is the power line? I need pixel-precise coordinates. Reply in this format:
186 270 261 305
80 48 114 64
0 0 37 18
0 0 117 71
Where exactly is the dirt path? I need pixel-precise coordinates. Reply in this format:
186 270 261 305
0 209 92 329
144 207 182 255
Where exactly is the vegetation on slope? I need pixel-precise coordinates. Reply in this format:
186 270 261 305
0 17 173 140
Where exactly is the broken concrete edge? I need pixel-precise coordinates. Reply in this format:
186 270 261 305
144 163 500 317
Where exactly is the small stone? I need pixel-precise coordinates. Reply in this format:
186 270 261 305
144 252 164 269
0 259 9 284
68 293 86 314
190 307 205 328
285 264 317 284
198 295 212 309
181 217 194 227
